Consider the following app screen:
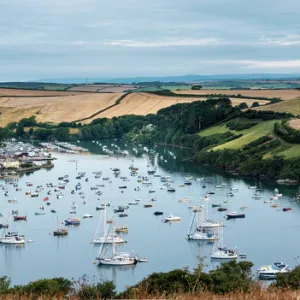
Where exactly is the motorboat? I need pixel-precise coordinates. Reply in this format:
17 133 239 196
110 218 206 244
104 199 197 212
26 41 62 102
144 204 152 208
0 232 25 244
283 208 291 212
65 218 80 225
164 215 181 222
257 262 290 279
226 211 245 219
83 214 93 218
211 247 238 259
167 187 176 192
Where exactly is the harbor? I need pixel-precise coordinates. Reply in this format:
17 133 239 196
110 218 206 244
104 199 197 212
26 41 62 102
0 139 299 290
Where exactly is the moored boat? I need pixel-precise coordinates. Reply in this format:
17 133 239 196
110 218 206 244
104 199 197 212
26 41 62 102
226 211 245 219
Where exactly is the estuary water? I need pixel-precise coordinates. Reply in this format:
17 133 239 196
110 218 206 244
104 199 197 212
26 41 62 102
0 139 299 291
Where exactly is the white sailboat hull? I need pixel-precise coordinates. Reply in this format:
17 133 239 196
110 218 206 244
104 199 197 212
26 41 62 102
211 250 238 259
94 235 125 244
188 232 217 241
0 237 25 244
98 253 137 266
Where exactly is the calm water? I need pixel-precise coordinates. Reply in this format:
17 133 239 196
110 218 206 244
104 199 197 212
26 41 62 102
0 140 299 291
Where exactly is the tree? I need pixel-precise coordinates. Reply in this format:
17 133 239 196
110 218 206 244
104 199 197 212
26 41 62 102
191 85 202 90
16 125 25 137
251 102 260 107
238 102 248 109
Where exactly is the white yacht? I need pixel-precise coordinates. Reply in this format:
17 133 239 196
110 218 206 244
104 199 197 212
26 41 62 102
164 215 181 222
258 262 290 279
0 232 25 245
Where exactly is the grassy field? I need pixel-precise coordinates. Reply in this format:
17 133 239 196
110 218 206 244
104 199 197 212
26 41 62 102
255 98 300 115
199 119 276 150
198 117 300 159
175 89 300 100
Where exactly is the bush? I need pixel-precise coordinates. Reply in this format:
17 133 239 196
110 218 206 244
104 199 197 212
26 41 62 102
13 277 72 296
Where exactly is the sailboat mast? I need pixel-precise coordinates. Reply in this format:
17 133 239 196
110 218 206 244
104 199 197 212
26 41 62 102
112 221 115 257
104 199 107 235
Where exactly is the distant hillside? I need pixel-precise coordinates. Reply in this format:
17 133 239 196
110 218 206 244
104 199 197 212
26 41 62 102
38 73 300 84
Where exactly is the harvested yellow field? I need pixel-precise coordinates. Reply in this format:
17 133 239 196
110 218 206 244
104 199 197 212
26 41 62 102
0 88 85 97
88 92 198 120
255 98 300 115
175 89 300 100
86 92 267 121
289 119 300 130
0 93 122 125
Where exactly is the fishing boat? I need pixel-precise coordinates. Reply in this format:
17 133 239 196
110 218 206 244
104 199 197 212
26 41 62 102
212 204 221 208
96 223 138 266
167 187 176 192
226 211 245 219
144 204 152 208
128 202 138 205
211 225 238 259
271 203 280 208
65 218 80 225
164 215 181 222
257 262 290 279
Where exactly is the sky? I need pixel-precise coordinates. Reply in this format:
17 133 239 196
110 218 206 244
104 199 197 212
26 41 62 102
0 0 300 81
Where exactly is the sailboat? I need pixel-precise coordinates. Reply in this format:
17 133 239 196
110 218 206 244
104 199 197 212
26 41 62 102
93 202 125 244
196 199 221 230
96 222 137 266
211 225 237 259
53 216 68 236
0 211 25 244
187 211 217 241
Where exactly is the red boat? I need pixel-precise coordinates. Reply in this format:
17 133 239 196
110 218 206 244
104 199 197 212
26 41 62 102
283 208 291 212
14 216 27 221
43 197 49 201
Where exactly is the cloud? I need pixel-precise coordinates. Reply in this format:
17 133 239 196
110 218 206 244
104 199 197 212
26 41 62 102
1 0 300 80
103 38 223 47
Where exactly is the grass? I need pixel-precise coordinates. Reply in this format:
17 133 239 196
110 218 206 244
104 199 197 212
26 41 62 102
256 98 300 115
212 120 277 150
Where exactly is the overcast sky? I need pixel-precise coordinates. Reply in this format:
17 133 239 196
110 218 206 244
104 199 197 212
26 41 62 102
1 0 300 81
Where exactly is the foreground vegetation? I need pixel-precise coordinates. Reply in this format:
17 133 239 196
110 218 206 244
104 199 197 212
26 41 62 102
1 261 300 299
